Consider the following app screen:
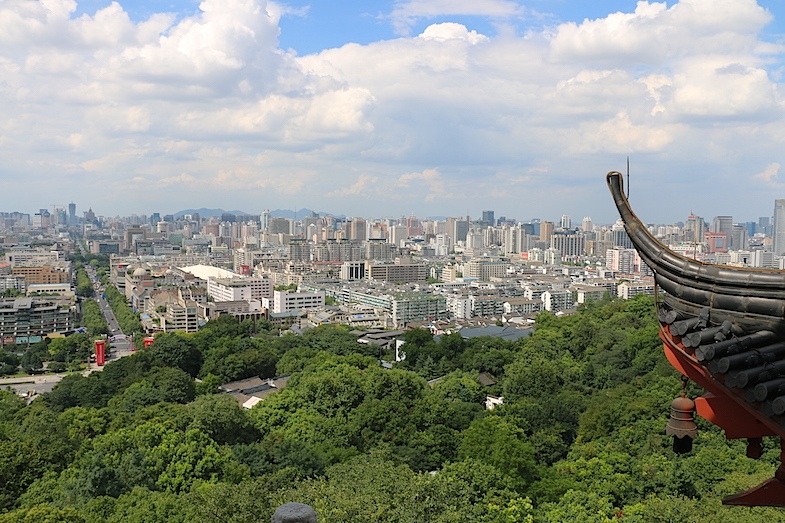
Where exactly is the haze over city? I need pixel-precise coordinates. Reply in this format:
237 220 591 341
3 0 785 223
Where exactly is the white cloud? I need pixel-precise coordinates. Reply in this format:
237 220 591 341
390 0 524 35
159 172 196 186
754 162 783 186
549 0 773 66
1 0 785 223
326 173 379 197
418 22 489 44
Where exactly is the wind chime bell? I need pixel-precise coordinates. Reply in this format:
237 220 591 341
666 395 698 454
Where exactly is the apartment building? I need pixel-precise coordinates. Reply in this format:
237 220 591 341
366 259 427 283
0 297 76 343
12 265 71 285
541 289 573 312
463 259 507 281
206 274 273 302
271 290 325 313
617 281 656 299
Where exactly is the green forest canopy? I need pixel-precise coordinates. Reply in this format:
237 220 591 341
0 295 783 522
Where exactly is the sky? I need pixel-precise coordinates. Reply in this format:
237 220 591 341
3 0 785 224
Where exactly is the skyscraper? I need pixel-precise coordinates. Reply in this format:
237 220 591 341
260 210 270 231
350 217 367 241
773 200 785 255
684 213 705 244
711 216 733 249
539 221 554 242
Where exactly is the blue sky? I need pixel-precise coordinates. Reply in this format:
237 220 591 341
3 0 785 224
74 1 785 55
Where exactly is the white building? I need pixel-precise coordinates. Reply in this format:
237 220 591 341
206 276 272 303
446 295 473 319
617 281 656 299
271 290 325 313
541 289 572 312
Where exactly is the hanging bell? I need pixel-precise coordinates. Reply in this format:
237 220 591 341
666 396 698 454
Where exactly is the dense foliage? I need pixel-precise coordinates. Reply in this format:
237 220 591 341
0 295 782 522
74 269 94 299
103 285 143 336
80 300 109 338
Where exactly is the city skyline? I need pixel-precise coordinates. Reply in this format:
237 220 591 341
0 201 781 230
3 1 785 222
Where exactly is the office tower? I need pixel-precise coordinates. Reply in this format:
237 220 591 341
759 216 771 237
551 231 585 257
684 213 705 243
260 210 270 231
482 210 495 225
731 225 748 252
711 215 733 249
350 217 367 241
406 215 422 236
539 221 554 242
560 214 571 229
611 219 633 249
389 225 408 246
452 219 469 243
773 200 785 255
68 202 76 225
268 217 291 235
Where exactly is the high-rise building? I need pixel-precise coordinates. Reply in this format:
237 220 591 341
482 210 495 225
350 217 367 241
773 200 785 255
551 231 585 257
406 215 422 237
268 217 291 235
452 220 469 243
68 202 76 225
611 219 633 249
731 224 748 252
560 214 571 229
684 213 705 243
539 221 554 242
759 216 771 237
581 216 592 232
711 215 733 249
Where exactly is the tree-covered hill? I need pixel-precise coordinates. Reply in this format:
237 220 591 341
1 295 784 522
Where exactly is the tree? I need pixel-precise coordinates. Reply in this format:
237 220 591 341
458 416 537 492
147 334 202 377
188 394 259 445
0 505 85 523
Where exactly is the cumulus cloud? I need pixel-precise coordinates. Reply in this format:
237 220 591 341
390 0 524 35
326 173 379 197
1 0 784 222
754 163 783 186
418 22 489 43
159 173 196 186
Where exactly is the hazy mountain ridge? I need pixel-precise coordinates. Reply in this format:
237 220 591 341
173 208 323 219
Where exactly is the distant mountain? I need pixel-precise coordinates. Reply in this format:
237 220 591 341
173 208 333 219
268 208 324 219
173 208 250 218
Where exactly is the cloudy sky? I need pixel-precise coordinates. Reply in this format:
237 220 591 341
3 0 785 224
